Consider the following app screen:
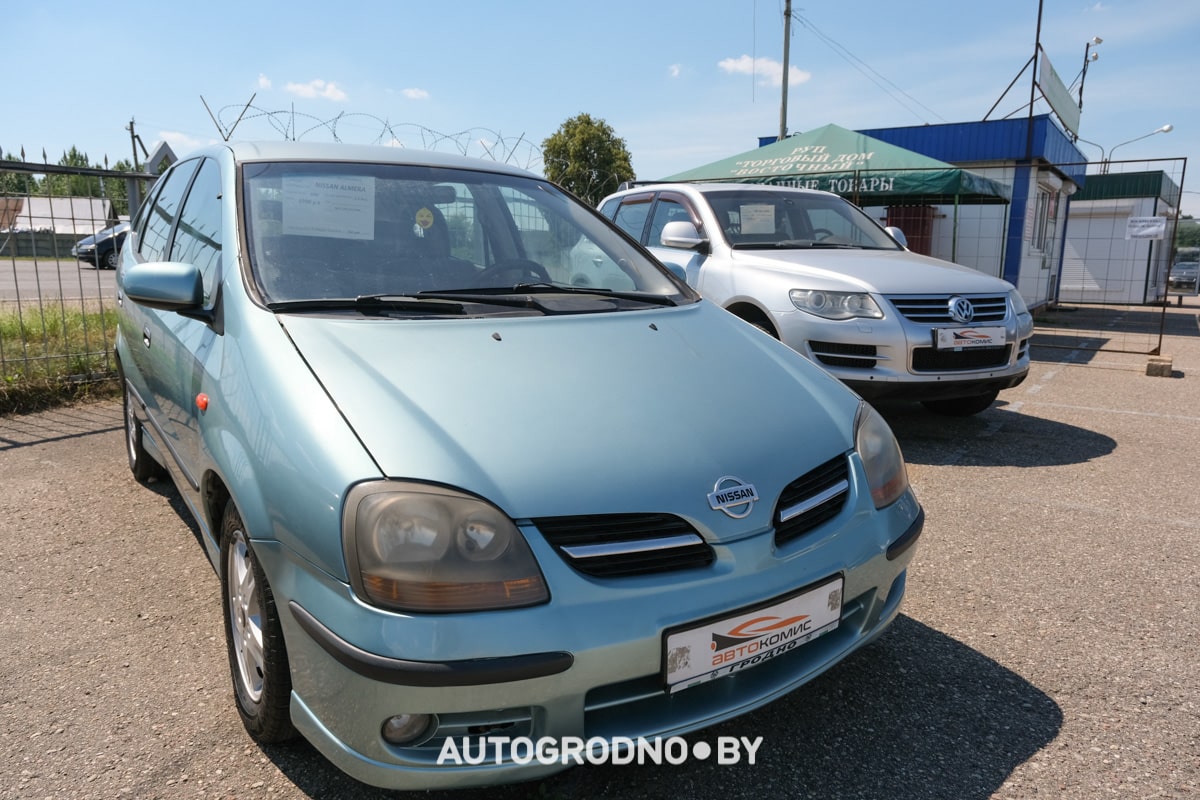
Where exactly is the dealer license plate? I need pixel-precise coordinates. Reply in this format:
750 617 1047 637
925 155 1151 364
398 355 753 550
663 576 843 693
934 326 1006 349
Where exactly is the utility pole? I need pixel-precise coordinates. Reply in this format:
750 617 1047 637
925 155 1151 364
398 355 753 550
127 118 141 171
779 0 792 142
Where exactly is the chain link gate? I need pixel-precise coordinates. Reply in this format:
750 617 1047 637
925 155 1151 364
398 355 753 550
1035 156 1189 357
1 157 156 410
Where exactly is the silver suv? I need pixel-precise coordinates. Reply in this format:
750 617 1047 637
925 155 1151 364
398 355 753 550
598 183 1034 416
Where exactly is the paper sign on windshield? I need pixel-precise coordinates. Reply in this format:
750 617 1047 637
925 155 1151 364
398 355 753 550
739 204 776 235
282 176 375 240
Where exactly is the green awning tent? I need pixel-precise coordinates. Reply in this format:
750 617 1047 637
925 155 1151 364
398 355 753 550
663 123 1010 205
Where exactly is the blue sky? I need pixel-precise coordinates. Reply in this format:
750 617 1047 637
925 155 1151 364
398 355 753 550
5 0 1199 214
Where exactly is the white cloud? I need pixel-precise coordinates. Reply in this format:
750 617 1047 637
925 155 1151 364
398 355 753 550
401 88 430 100
157 131 214 154
257 73 272 89
718 55 811 88
284 79 348 101
669 64 682 78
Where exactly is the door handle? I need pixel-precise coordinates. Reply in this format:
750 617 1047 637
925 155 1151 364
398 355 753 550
142 327 151 348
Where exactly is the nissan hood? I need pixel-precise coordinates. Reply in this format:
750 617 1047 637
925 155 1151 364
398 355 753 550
280 302 860 537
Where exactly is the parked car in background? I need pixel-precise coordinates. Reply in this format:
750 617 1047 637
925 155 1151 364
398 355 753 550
72 221 129 269
116 142 923 790
1169 261 1199 293
599 183 1034 416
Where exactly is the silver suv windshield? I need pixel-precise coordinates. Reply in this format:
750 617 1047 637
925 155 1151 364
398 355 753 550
241 161 694 310
704 189 902 251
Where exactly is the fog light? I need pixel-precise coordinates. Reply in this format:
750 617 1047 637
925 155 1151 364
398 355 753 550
382 713 434 746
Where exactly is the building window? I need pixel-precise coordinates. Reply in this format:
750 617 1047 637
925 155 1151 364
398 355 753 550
1030 185 1059 253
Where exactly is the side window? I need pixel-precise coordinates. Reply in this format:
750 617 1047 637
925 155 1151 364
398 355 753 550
139 159 200 262
646 197 694 248
612 199 652 243
498 186 557 268
131 175 165 235
806 203 870 244
170 159 223 305
434 182 478 263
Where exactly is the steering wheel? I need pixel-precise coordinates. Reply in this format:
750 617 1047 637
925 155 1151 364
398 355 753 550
811 228 835 241
475 259 552 286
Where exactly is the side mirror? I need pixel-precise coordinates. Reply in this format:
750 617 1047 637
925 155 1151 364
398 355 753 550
660 261 688 283
660 220 708 252
122 261 204 311
885 226 908 249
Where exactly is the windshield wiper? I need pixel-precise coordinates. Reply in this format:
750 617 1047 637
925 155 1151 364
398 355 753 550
420 284 678 307
732 239 863 250
267 295 469 314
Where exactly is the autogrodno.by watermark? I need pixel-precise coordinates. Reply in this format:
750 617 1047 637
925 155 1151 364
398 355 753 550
437 735 764 766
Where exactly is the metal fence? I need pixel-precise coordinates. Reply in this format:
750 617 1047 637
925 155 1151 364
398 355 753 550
1 158 156 396
1035 156 1188 357
0 151 1190 406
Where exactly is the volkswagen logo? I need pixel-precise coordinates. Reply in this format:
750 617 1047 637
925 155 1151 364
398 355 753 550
708 476 759 519
948 296 975 324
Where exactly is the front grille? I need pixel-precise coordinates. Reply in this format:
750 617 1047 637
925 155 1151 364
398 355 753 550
774 455 850 546
888 294 1009 324
534 513 714 578
809 340 878 369
912 345 1012 371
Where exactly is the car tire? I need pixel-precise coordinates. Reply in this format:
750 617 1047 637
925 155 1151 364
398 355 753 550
103 249 118 269
920 390 1000 417
220 501 297 744
122 378 164 482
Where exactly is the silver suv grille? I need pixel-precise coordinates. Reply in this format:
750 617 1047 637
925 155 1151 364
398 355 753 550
887 294 1009 324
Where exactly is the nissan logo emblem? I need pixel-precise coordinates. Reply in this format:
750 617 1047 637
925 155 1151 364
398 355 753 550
707 476 759 519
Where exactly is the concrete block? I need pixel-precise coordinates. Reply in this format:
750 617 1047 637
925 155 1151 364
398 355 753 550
1146 356 1173 377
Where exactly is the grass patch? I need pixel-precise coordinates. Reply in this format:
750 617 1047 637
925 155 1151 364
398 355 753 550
0 305 121 414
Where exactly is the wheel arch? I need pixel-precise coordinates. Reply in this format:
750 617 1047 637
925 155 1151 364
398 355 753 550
724 301 779 338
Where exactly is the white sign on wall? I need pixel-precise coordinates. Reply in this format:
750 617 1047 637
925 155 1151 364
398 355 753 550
1125 216 1166 240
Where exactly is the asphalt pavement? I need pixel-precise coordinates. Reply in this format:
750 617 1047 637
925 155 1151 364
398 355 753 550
0 257 115 304
1 300 1197 800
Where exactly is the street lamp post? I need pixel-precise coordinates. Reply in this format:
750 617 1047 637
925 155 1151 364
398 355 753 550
1103 124 1174 173
1077 37 1102 114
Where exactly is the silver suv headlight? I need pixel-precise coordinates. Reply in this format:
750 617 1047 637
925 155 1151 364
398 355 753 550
343 482 549 613
790 289 884 320
1008 288 1031 317
854 402 910 508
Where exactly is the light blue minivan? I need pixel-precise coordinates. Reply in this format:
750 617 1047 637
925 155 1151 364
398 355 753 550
116 141 923 790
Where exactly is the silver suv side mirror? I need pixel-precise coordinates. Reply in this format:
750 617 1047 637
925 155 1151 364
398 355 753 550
660 220 708 251
884 226 908 249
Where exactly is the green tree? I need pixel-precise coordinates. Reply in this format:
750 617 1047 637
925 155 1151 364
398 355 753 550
1177 216 1200 249
0 152 40 196
105 159 136 217
41 147 103 198
542 113 634 207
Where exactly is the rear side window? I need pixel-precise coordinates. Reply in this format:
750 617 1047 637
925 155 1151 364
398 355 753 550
139 159 199 262
611 198 652 242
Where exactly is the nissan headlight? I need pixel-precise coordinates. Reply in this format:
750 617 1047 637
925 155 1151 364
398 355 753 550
854 402 910 508
790 289 883 320
343 482 549 613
